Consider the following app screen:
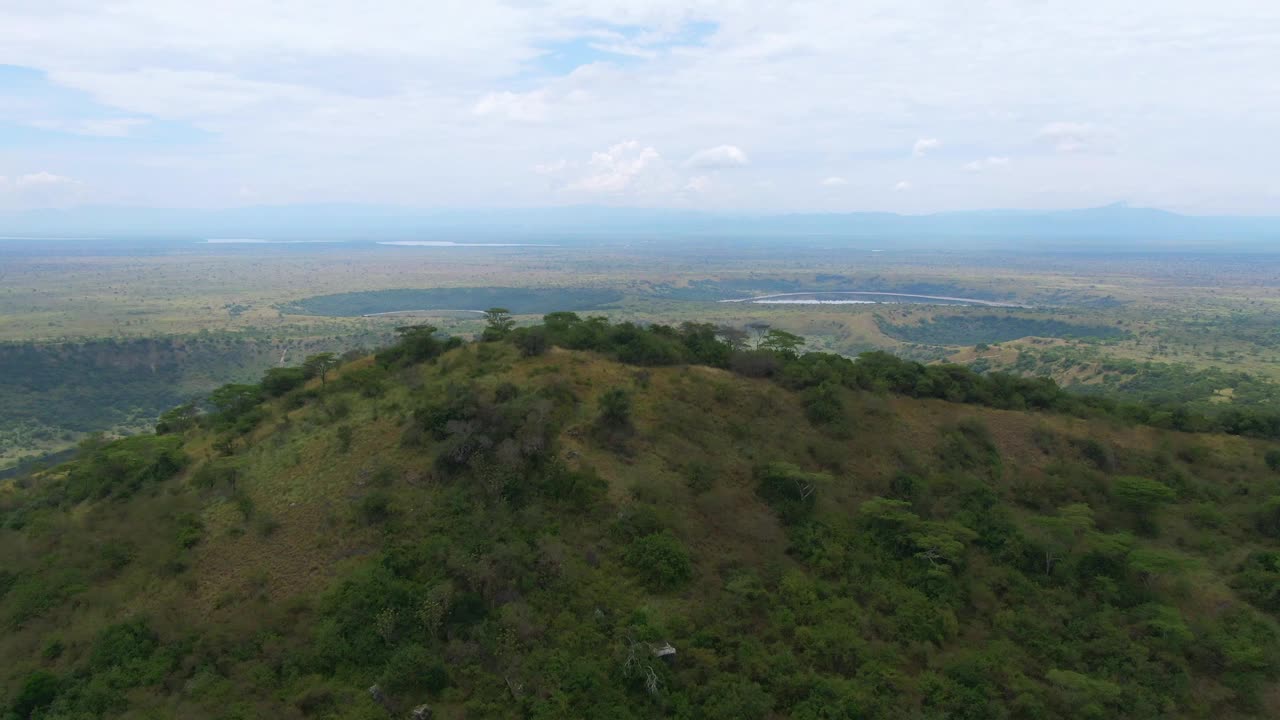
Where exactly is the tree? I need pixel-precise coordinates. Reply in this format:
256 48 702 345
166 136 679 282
383 324 443 365
513 326 549 357
908 520 977 575
716 325 749 351
482 307 515 340
1128 547 1193 588
1112 476 1176 535
747 322 771 349
304 352 339 388
761 329 805 357
209 383 261 418
1027 503 1095 575
679 322 731 366
261 366 307 397
155 402 199 435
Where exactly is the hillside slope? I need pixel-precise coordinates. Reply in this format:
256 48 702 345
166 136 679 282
3 318 1280 719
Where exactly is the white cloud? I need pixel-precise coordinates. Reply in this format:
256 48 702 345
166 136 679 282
533 158 568 175
963 156 1010 172
684 175 711 192
820 176 848 187
685 145 749 169
912 138 942 157
0 2 1277 211
13 171 80 189
0 171 84 209
473 90 549 122
1037 122 1114 154
30 117 150 137
568 140 665 194
893 180 912 191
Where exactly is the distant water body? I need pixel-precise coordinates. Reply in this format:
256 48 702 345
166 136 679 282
377 241 558 247
722 291 1024 308
748 299 877 304
204 238 342 244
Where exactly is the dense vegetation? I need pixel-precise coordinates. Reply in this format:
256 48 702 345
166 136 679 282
876 315 1129 345
279 288 623 317
998 345 1280 410
3 314 1280 718
0 333 383 470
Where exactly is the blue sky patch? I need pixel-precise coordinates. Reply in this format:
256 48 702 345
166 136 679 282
0 64 209 145
533 20 718 76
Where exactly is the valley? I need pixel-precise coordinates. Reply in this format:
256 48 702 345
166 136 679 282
1 238 1277 472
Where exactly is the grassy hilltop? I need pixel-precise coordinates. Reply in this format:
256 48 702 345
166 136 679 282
3 314 1280 719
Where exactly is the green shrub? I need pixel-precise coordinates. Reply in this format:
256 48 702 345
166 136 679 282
1186 502 1226 529
358 492 393 524
699 676 774 720
937 419 1002 476
11 670 60 718
1072 437 1115 471
624 531 693 591
755 462 827 524
233 491 256 520
342 365 388 398
686 463 714 494
291 682 336 716
381 644 449 696
91 619 159 670
802 381 844 426
322 397 352 423
1232 551 1280 613
191 459 239 489
174 513 205 549
1255 496 1280 539
1267 449 1280 472
96 541 136 578
6 568 86 627
541 464 607 509
597 388 632 430
612 504 663 541
255 513 281 537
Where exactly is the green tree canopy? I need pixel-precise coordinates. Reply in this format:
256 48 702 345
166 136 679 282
303 352 339 387
482 307 515 340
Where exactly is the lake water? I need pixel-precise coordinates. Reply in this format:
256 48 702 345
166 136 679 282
721 291 1022 307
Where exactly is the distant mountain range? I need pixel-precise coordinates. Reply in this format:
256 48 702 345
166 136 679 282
3 202 1279 249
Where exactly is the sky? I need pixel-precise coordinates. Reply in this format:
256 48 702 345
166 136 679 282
1 1 1278 215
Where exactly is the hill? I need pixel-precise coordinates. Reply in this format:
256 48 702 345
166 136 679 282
3 315 1280 719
